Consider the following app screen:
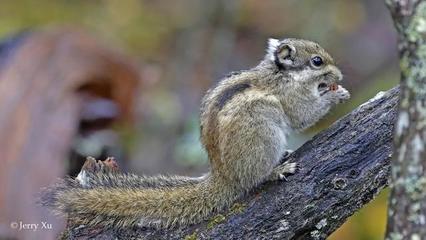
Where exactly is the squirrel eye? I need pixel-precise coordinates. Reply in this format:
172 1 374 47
311 56 323 67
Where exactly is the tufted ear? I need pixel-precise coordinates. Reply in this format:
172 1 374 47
266 38 280 61
275 43 296 66
266 38 297 68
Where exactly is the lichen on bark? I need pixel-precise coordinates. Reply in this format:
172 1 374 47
386 0 426 239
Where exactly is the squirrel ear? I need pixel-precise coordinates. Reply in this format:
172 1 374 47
273 43 296 69
266 38 280 61
266 39 297 68
276 43 296 66
267 38 280 52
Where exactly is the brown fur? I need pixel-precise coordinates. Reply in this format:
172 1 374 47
41 38 350 229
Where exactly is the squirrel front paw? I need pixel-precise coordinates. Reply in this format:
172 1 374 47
268 162 298 181
335 85 350 103
323 85 350 104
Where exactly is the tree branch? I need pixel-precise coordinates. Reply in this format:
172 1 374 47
63 87 398 239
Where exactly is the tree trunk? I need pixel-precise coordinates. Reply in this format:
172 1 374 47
63 86 399 240
385 0 426 239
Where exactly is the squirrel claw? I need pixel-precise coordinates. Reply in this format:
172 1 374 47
269 162 298 182
278 173 288 181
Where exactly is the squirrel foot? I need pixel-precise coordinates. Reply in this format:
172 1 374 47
268 162 298 181
279 150 294 164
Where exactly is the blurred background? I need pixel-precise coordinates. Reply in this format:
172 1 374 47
0 0 399 239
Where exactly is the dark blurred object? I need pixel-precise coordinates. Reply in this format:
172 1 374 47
68 97 123 176
0 27 140 240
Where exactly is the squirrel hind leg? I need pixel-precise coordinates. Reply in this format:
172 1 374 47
279 150 294 164
268 162 298 181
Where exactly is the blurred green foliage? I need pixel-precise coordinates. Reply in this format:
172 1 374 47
0 1 399 239
329 190 390 240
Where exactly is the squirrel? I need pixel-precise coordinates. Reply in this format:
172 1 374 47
40 38 350 229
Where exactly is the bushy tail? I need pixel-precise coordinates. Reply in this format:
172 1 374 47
40 174 236 229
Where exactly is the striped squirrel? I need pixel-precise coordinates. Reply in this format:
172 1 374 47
41 38 350 229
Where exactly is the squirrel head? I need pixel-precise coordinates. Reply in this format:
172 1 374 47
264 38 342 92
259 38 346 130
260 38 343 96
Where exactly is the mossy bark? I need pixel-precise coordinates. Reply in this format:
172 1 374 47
385 0 426 239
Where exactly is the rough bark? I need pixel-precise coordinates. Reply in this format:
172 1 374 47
62 87 399 240
385 0 426 239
